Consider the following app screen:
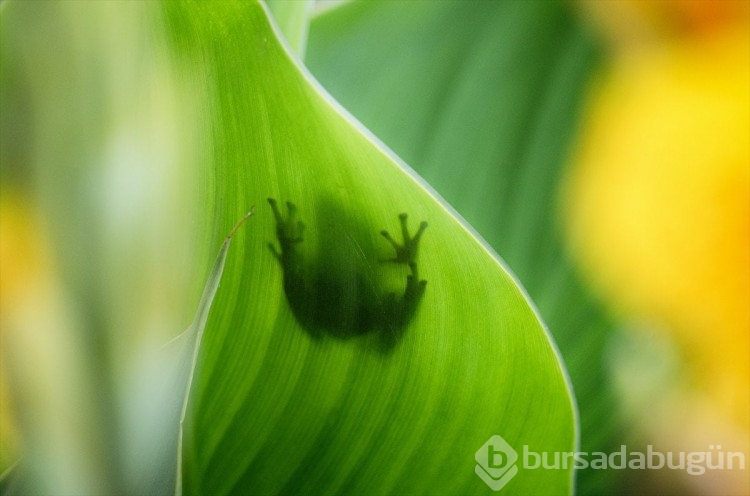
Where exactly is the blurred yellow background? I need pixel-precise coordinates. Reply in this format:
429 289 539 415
567 1 749 494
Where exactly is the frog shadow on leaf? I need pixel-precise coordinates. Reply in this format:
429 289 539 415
267 198 427 351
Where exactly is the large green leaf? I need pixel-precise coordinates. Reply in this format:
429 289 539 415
306 1 622 494
161 1 575 494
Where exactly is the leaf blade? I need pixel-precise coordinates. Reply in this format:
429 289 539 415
160 1 576 495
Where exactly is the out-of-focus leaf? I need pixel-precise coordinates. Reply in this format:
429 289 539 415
265 0 315 57
161 1 575 494
0 1 208 493
306 1 621 494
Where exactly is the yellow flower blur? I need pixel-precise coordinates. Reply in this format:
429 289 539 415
566 10 749 439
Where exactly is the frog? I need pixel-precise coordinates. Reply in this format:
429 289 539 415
267 198 427 348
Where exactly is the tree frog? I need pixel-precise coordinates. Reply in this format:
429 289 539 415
268 198 427 348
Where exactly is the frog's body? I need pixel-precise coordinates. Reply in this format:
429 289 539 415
268 198 427 345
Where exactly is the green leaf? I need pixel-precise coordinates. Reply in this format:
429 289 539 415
306 1 622 494
161 1 575 494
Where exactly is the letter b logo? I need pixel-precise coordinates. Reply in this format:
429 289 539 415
475 435 518 491
488 446 507 468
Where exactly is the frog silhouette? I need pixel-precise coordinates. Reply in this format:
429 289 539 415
268 197 427 350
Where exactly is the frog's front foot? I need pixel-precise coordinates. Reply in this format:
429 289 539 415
381 213 427 265
381 213 428 294
268 198 305 260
